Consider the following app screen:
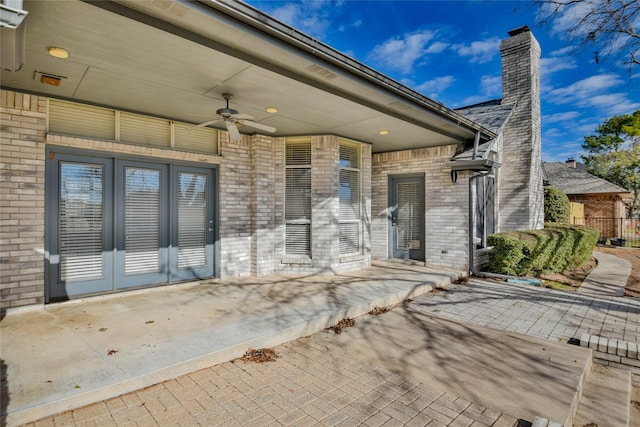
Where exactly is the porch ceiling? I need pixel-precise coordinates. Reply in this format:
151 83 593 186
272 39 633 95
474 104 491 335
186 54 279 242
1 0 491 153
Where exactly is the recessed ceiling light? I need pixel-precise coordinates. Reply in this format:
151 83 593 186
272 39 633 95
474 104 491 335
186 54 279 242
378 130 389 135
266 106 278 114
48 46 69 59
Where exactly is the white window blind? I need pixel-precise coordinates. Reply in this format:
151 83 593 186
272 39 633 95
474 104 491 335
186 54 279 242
285 138 312 256
120 112 171 148
49 100 115 141
396 182 421 250
59 162 104 282
178 172 207 268
124 168 161 275
339 140 361 255
48 100 218 155
174 122 218 155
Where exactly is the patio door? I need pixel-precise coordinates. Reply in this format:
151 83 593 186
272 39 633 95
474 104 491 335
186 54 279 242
46 151 217 301
389 176 425 261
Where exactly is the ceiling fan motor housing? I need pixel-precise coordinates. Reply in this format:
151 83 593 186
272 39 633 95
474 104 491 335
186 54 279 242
216 107 239 117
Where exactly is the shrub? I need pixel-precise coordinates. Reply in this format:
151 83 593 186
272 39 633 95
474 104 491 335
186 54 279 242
487 224 599 276
544 187 570 223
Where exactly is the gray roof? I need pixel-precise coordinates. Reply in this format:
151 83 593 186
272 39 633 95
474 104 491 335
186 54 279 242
455 99 515 134
543 162 631 195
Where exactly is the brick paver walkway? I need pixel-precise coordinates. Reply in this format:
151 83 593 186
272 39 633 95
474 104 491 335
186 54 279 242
410 279 640 344
28 334 519 427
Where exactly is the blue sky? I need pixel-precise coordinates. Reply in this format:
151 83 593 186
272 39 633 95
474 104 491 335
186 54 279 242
244 0 640 162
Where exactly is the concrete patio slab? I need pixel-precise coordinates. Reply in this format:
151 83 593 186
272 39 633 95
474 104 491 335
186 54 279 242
0 260 461 426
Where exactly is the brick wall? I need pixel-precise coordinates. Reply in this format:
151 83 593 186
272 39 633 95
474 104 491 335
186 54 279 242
371 145 471 270
0 90 47 312
499 29 544 232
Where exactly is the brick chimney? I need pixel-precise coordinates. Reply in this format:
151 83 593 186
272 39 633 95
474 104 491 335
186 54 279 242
498 26 543 231
566 158 577 168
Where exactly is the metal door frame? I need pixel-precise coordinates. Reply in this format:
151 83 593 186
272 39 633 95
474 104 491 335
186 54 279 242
388 174 425 261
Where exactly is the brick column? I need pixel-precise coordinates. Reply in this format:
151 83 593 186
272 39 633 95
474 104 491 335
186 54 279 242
250 134 276 275
0 90 47 311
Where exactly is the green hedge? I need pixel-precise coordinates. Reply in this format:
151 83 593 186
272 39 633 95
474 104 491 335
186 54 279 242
486 223 599 276
544 187 570 223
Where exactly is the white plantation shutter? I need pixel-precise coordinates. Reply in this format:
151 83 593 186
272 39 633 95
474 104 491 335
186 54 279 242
174 123 218 155
339 140 361 255
49 100 217 154
49 100 115 140
178 172 207 268
285 138 312 256
59 162 104 281
124 168 160 274
120 112 171 148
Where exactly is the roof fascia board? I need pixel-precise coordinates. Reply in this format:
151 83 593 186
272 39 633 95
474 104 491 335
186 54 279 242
198 0 496 141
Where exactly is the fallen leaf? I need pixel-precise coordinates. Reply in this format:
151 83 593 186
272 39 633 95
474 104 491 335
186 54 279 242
145 320 154 324
240 347 277 363
98 327 107 332
107 349 118 355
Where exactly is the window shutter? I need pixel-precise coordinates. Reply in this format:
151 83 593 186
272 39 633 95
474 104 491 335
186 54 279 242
285 138 312 256
59 162 104 281
120 112 171 148
174 123 218 155
338 139 361 255
49 100 115 140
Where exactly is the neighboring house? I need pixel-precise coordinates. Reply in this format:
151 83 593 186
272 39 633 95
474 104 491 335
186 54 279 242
543 160 631 239
0 0 543 311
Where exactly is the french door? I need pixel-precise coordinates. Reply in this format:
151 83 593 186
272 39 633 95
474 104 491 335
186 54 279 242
389 176 425 261
46 151 216 301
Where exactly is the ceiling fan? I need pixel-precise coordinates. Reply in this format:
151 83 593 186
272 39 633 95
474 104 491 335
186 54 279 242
191 93 276 141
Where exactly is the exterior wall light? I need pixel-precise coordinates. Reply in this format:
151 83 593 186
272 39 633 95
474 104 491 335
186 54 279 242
48 46 69 59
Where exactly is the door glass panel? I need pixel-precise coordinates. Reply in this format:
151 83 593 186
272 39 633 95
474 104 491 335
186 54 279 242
396 182 421 251
178 172 207 269
124 168 160 274
59 162 104 281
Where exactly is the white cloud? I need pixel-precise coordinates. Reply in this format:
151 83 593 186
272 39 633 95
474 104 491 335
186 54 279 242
459 74 501 106
367 30 446 74
414 76 456 98
546 73 624 105
453 37 501 64
268 1 341 39
541 56 578 74
543 111 581 123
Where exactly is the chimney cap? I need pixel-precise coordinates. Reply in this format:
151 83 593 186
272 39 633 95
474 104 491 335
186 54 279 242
507 26 531 37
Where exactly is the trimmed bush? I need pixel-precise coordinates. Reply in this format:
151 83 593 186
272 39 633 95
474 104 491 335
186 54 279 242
487 224 599 276
544 187 570 223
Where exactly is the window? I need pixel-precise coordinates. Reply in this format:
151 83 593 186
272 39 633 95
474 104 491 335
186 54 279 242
475 172 496 248
48 99 218 155
339 140 361 255
285 137 312 256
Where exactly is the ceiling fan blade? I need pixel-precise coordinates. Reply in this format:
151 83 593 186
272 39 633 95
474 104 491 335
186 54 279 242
230 113 254 120
239 120 276 133
226 121 241 141
190 119 222 130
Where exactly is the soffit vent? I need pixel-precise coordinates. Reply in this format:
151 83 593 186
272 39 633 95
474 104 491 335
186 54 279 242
306 64 338 80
